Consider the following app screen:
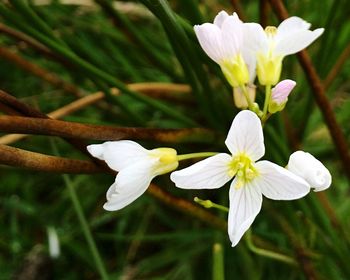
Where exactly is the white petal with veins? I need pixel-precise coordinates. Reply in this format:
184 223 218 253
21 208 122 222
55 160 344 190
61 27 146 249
104 160 156 211
170 153 232 189
225 110 265 161
87 140 149 171
228 178 263 247
255 160 310 200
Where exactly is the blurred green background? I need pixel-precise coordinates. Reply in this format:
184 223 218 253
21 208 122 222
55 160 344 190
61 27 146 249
0 0 349 279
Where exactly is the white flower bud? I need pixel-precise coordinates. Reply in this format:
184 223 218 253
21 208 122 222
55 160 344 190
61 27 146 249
287 151 331 192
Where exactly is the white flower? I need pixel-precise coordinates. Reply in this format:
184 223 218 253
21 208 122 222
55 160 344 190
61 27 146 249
194 11 255 87
87 141 178 211
244 17 324 85
170 111 310 247
287 151 331 192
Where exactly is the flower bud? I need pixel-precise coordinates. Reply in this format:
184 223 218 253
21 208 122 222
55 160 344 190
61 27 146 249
268 79 296 113
287 151 331 192
233 85 256 109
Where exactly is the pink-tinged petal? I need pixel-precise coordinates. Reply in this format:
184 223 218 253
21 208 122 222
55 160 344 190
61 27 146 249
213 10 230 27
287 151 331 192
170 153 232 189
228 178 263 247
275 28 324 56
221 14 244 57
87 140 149 171
194 23 225 63
271 79 296 104
255 160 310 200
225 110 265 161
103 160 155 211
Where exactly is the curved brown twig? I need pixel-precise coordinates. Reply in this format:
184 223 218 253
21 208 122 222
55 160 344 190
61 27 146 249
0 47 83 97
0 116 214 143
0 144 101 174
268 0 350 183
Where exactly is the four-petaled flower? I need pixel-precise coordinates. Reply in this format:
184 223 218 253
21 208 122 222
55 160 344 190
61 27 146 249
194 11 255 87
87 141 179 211
170 111 310 246
244 16 324 85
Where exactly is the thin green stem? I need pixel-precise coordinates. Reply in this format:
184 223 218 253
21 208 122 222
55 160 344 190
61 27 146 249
262 84 272 119
245 229 297 266
177 152 218 161
50 141 109 280
194 197 229 213
240 85 254 110
63 175 109 280
212 243 225 280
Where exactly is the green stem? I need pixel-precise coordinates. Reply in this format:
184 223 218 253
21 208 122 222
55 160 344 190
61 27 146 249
212 243 225 280
194 197 229 213
50 140 109 280
245 229 297 266
240 85 254 110
177 152 218 161
63 175 109 280
262 84 272 119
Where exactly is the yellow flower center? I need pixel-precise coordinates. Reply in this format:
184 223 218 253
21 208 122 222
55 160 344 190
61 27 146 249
265 26 277 37
256 26 283 86
228 153 259 189
149 148 179 175
220 54 250 87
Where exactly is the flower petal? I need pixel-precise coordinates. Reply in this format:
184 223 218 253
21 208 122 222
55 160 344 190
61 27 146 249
228 178 263 247
87 140 149 171
277 16 311 35
271 79 296 104
221 13 243 57
103 160 156 211
243 23 269 54
194 23 225 63
275 28 324 56
255 160 310 200
170 153 232 189
287 151 331 192
213 10 229 27
225 110 265 161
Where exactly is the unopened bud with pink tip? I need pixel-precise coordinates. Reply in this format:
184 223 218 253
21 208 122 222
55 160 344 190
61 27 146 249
268 79 296 113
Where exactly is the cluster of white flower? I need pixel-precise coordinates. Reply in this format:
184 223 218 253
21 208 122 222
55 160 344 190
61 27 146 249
195 11 323 118
87 12 331 247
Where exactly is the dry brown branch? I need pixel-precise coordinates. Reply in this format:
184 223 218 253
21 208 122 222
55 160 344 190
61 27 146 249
0 23 70 66
268 0 350 182
259 0 270 27
0 83 192 144
148 184 227 231
0 144 101 173
0 47 83 97
230 0 245 21
324 43 350 90
0 115 214 143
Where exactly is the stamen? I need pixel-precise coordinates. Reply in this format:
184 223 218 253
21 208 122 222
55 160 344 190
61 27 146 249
227 153 259 189
265 26 277 37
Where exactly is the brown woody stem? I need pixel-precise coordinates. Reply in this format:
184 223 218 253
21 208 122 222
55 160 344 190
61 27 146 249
0 115 214 143
268 0 350 182
0 144 101 173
